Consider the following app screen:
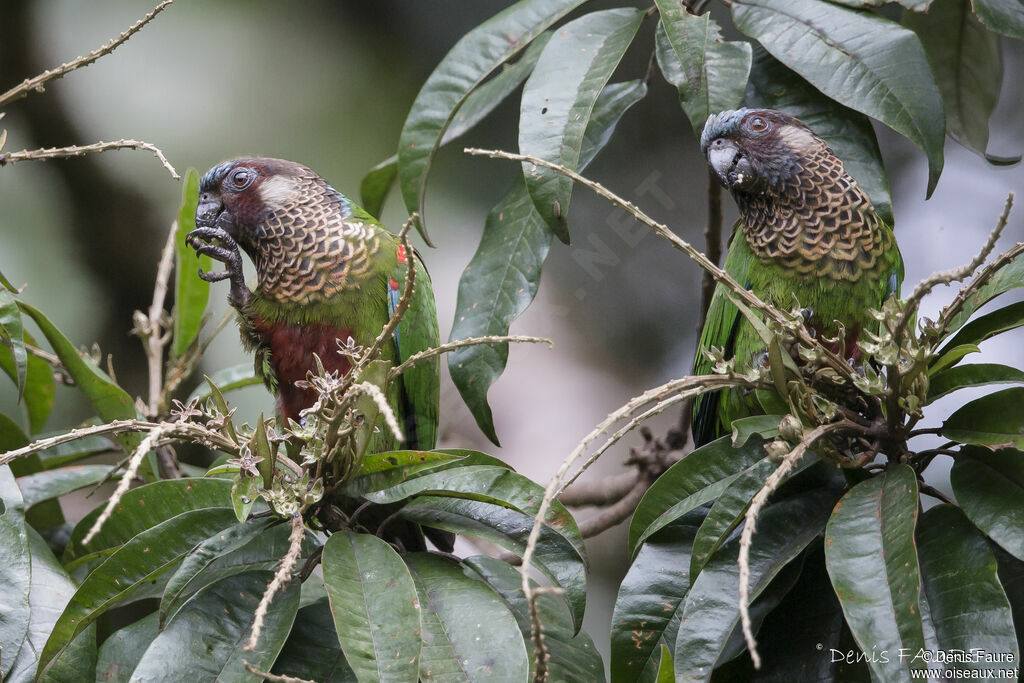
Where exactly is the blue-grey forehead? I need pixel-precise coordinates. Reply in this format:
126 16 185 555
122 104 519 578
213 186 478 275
699 109 753 153
199 161 236 193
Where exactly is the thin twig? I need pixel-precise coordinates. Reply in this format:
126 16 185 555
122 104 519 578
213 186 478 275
0 0 173 108
700 168 724 330
0 139 179 179
242 661 314 683
245 514 306 651
577 475 648 538
144 224 177 418
389 334 552 379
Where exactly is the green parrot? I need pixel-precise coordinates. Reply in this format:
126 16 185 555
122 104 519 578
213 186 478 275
187 157 448 549
692 109 904 446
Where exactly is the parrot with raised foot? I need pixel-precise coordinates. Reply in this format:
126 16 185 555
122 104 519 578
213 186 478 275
692 109 904 446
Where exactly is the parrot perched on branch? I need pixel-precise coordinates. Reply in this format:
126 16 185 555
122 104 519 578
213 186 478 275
187 157 448 549
692 109 904 446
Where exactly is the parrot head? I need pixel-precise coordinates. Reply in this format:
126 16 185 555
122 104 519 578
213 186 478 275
700 108 825 196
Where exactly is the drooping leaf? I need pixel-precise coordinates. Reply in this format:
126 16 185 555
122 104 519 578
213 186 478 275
0 331 55 434
463 555 604 681
173 168 209 357
16 464 120 508
0 465 31 680
951 447 1024 562
941 300 1024 353
654 7 752 136
322 531 421 683
744 45 893 224
732 0 945 196
185 363 260 405
404 552 529 682
972 0 1024 39
359 156 399 220
272 599 357 682
926 363 1024 404
449 79 648 444
942 387 1024 448
131 571 299 682
397 0 588 242
917 504 1018 674
93 612 159 683
38 508 239 675
904 0 1007 160
824 465 925 683
0 288 27 400
519 8 644 240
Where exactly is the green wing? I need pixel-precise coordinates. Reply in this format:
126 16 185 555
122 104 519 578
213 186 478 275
692 225 752 447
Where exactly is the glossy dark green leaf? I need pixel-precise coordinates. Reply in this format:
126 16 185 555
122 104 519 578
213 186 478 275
611 512 705 683
0 288 27 400
904 0 1005 159
64 478 232 563
654 7 752 136
730 414 783 447
972 0 1024 39
744 45 893 224
629 432 768 554
993 544 1024 660
39 507 238 675
674 488 837 681
926 363 1024 404
449 80 647 444
405 552 529 681
463 554 604 681
917 504 1018 674
173 168 209 357
343 449 464 497
185 363 260 404
16 464 118 508
399 495 587 631
17 301 140 451
951 447 1024 562
945 249 1024 333
0 465 31 680
132 571 299 682
271 599 357 682
322 531 421 682
519 8 644 240
0 331 55 435
359 155 398 220
824 465 925 683
732 0 945 196
942 300 1024 353
942 387 1024 448
93 612 158 683
830 0 932 8
398 0 587 242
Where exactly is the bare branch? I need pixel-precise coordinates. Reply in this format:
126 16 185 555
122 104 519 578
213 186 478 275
389 334 552 379
242 662 314 683
0 0 174 109
577 474 648 538
143 224 177 418
245 514 306 651
0 139 179 179
558 470 639 508
700 168 724 329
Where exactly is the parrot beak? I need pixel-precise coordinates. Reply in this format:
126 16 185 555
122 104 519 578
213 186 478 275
706 138 754 190
195 193 237 236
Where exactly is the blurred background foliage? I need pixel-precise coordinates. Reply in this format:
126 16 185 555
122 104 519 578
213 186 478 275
2 0 1024 661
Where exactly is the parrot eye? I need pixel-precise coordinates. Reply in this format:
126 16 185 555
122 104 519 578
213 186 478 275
748 116 770 132
228 168 255 191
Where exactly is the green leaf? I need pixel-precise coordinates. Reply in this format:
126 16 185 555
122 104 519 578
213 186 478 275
272 599 356 682
904 0 1005 159
0 465 31 680
185 363 260 404
951 447 1024 562
322 531 421 682
0 331 55 434
172 168 209 357
343 449 466 497
449 79 648 444
941 300 1024 352
0 288 27 400
17 301 140 451
928 343 981 373
732 0 945 196
972 0 1024 39
399 495 588 631
730 414 783 448
131 571 299 682
404 552 529 682
611 512 704 683
93 612 159 683
629 432 768 555
398 0 587 242
463 555 603 681
942 387 1024 448
674 488 837 681
917 504 1018 674
0 269 17 293
519 8 644 241
926 363 1024 404
359 155 398 220
654 7 752 137
824 465 925 683
64 478 233 564
16 464 120 508
34 431 114 470
744 45 893 224
230 473 261 522
945 242 1024 333
39 508 238 675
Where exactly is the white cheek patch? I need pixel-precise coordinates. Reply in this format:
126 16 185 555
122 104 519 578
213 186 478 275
258 175 298 207
778 125 817 150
